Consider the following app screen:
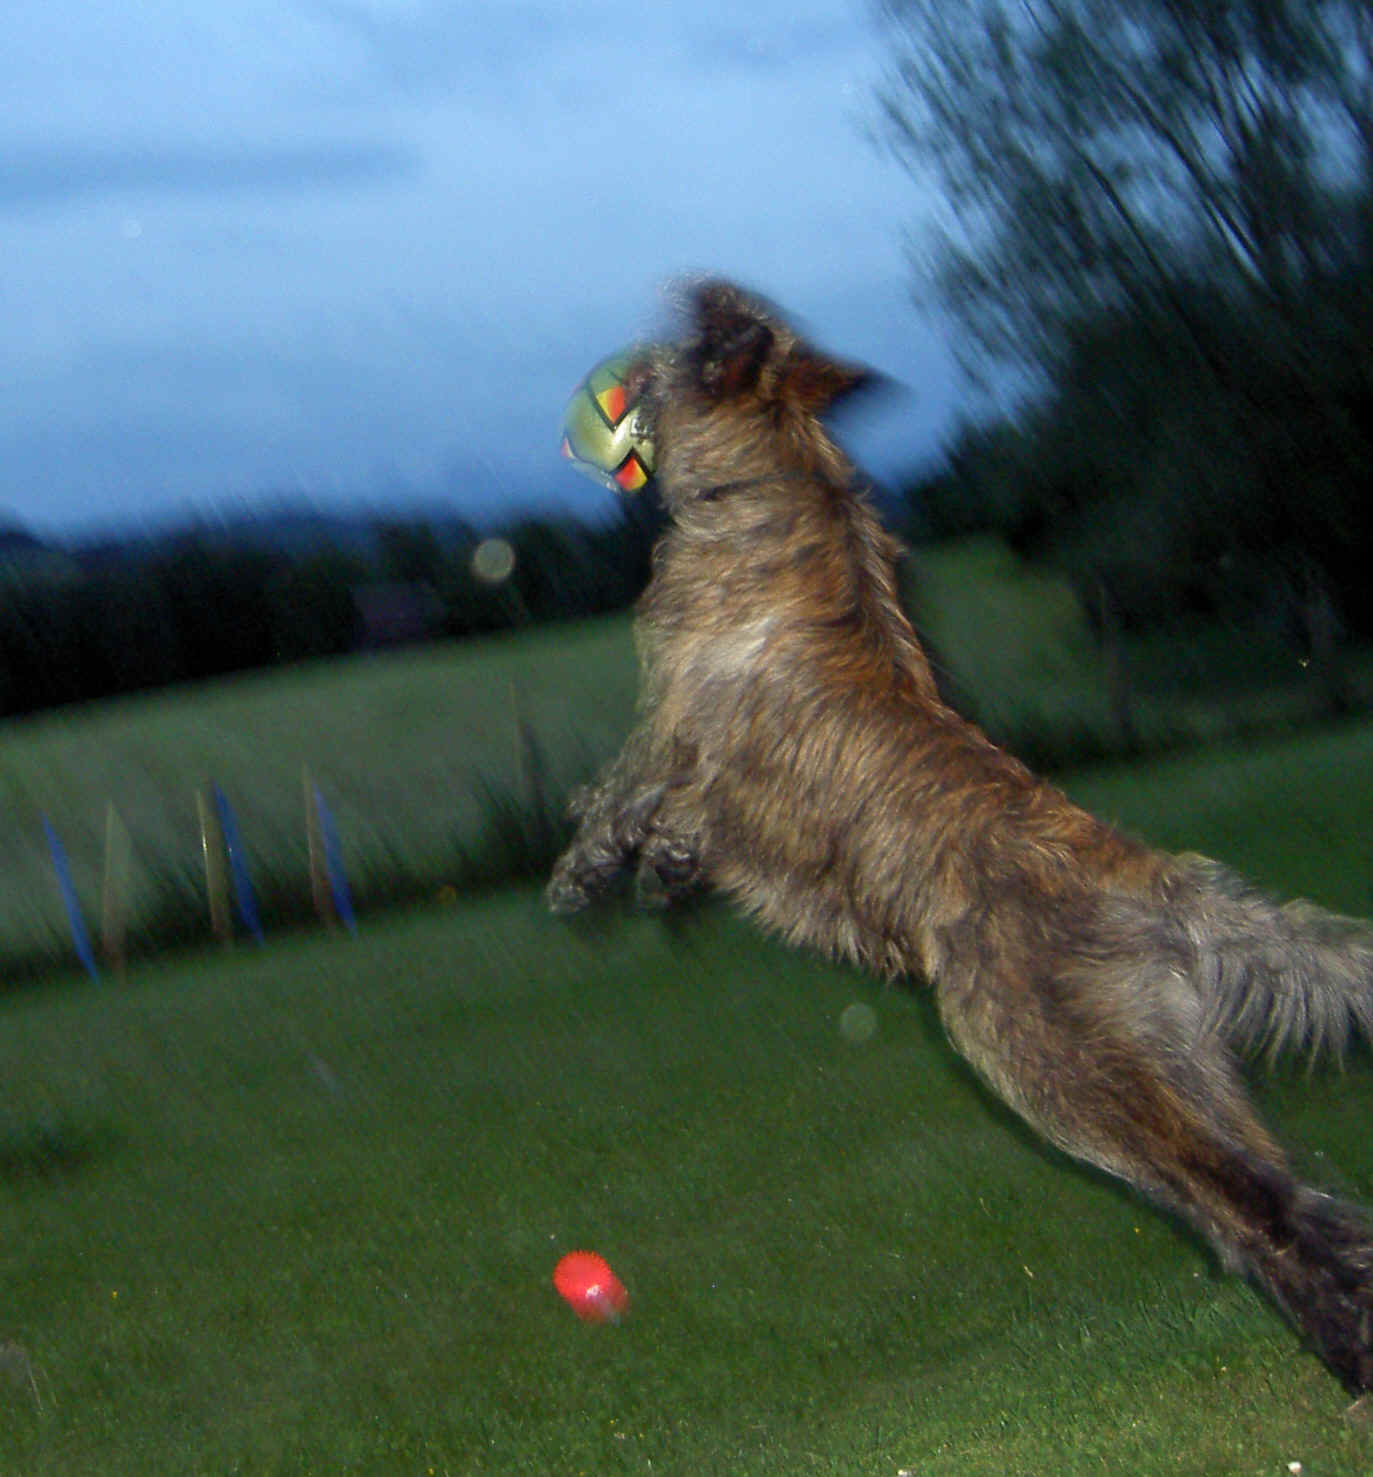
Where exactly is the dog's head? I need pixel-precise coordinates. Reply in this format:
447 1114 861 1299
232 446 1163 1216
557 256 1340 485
562 280 873 510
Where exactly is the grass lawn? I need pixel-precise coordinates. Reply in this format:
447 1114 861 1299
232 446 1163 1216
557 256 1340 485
4 539 1373 1471
0 615 640 969
1068 717 1373 919
903 537 1373 763
4 716 1373 1473
904 536 1099 732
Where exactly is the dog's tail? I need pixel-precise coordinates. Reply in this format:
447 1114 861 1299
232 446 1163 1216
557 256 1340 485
1171 854 1373 1060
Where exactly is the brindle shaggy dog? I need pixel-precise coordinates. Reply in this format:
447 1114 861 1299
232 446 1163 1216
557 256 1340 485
548 280 1373 1391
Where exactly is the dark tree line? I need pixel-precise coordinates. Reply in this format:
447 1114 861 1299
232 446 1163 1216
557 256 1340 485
880 0 1373 685
904 273 1373 633
0 497 662 718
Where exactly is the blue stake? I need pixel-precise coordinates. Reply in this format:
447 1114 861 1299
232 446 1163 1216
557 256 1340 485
213 785 264 944
312 786 357 936
42 815 99 982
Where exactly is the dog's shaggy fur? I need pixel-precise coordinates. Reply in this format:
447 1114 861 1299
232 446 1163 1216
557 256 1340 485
548 280 1373 1390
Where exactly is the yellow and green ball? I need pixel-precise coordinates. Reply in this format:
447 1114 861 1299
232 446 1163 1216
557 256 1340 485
560 350 655 493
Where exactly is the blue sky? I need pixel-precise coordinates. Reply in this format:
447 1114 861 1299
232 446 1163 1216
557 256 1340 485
2 1 955 538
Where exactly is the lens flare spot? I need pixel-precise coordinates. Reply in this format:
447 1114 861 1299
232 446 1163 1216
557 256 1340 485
471 538 516 584
839 1001 878 1045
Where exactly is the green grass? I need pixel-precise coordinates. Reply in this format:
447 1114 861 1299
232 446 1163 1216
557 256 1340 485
904 537 1098 724
1068 718 1373 917
4 717 1373 1472
903 537 1373 766
0 616 640 970
4 539 1373 1469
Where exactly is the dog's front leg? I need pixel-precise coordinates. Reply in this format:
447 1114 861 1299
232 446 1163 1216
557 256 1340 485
545 727 692 910
547 778 665 912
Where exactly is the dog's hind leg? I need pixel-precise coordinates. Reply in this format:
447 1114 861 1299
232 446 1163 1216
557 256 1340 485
936 945 1373 1390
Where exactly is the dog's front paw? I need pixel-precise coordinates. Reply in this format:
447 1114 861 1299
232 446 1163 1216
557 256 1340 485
545 870 591 915
546 844 625 914
636 832 702 907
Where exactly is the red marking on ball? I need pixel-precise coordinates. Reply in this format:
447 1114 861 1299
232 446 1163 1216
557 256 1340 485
553 1251 629 1323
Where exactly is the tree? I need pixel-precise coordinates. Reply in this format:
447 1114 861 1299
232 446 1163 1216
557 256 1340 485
374 519 449 586
881 0 1373 691
146 540 281 681
877 0 1373 381
268 547 367 661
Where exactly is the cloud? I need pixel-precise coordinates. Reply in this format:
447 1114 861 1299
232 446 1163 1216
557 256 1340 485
300 0 866 110
300 0 588 106
0 0 952 534
0 139 418 211
678 13 866 74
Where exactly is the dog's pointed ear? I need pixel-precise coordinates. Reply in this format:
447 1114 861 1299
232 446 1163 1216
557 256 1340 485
687 281 775 399
784 348 873 414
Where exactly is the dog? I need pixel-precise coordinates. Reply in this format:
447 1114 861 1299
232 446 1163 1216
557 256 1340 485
548 279 1373 1391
